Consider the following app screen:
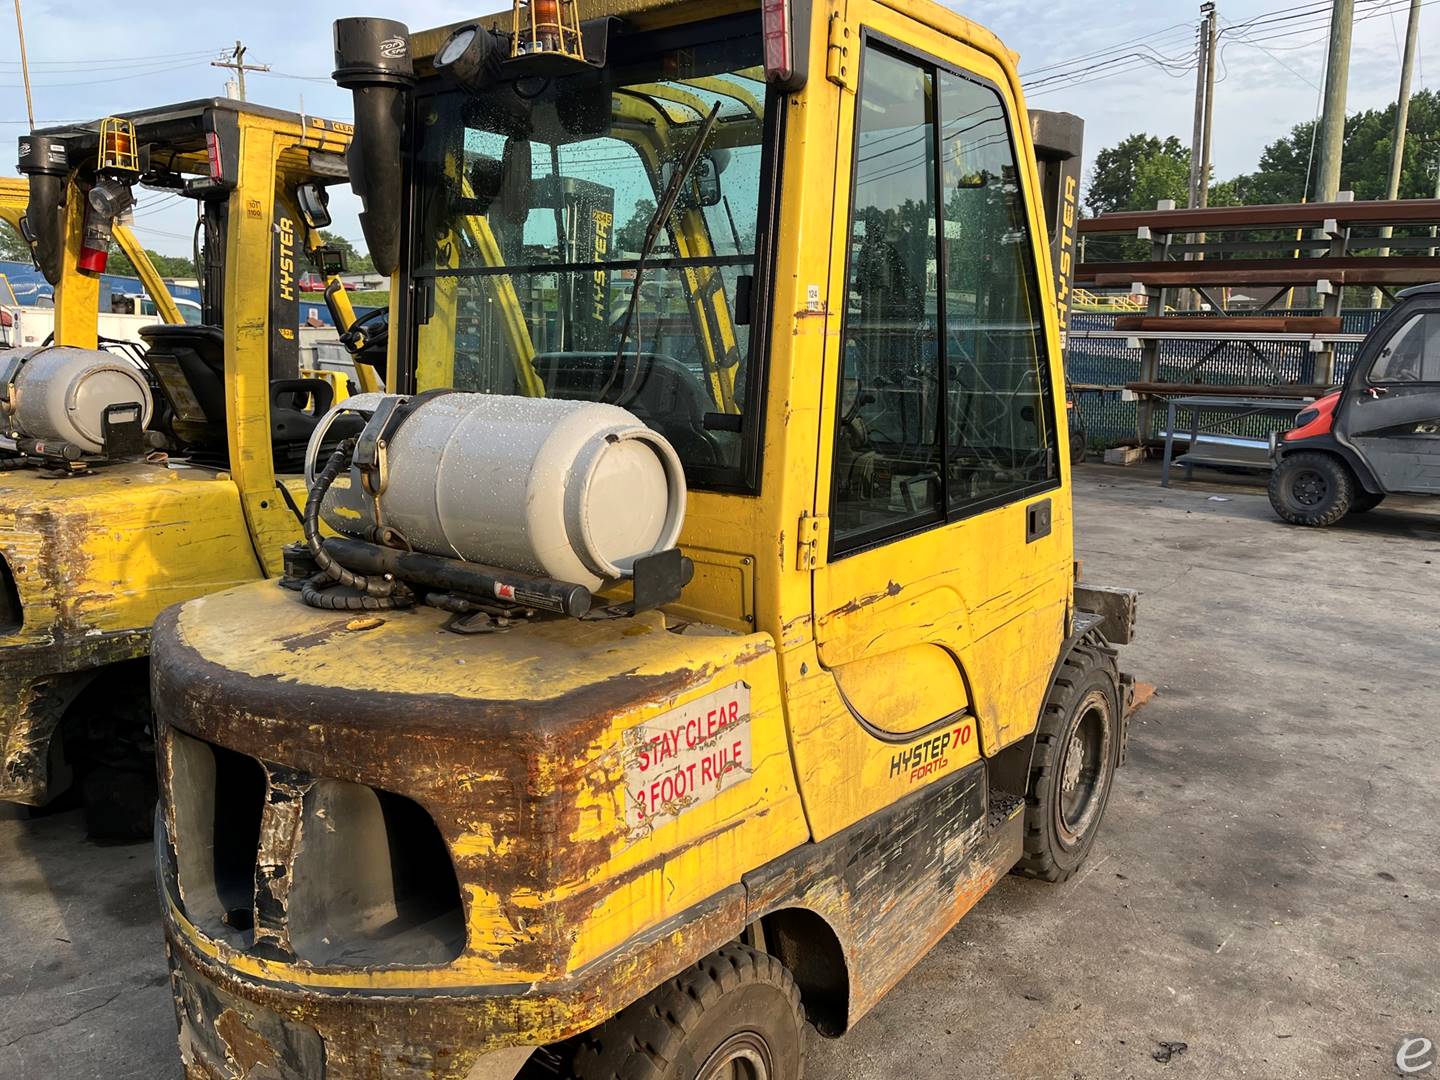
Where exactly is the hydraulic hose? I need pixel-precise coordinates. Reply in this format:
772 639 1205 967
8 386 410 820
300 438 414 611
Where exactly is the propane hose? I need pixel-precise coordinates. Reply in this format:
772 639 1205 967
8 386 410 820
300 438 415 611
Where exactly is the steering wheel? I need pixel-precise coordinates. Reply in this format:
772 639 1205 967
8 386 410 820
341 308 389 376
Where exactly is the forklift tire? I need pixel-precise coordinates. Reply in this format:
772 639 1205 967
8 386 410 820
1268 451 1353 527
1349 491 1386 514
569 943 806 1080
1015 641 1121 883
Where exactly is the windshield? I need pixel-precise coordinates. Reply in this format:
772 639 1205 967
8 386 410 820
408 15 773 489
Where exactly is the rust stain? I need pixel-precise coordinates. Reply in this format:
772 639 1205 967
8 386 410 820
824 579 903 620
214 1008 281 1074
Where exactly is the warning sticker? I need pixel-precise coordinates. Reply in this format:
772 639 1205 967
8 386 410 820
623 682 752 827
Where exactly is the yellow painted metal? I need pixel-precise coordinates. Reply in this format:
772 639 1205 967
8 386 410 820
0 466 263 649
221 110 357 576
52 176 100 350
0 177 26 235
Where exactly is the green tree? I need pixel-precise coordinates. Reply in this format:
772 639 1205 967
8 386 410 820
0 220 31 263
615 199 657 254
1084 134 1193 261
1240 89 1440 204
1084 133 1191 219
105 244 194 280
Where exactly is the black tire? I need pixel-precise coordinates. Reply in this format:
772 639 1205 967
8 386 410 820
1016 640 1122 883
1268 451 1354 527
1349 490 1386 514
569 944 806 1080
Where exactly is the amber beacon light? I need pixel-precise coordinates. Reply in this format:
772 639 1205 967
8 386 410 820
512 0 585 61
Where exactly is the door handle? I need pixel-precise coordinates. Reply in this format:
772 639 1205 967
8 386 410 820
1026 498 1052 543
1364 386 1388 399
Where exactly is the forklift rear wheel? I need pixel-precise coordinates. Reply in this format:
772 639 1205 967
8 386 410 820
1016 642 1120 882
1349 491 1386 514
569 943 806 1080
1268 451 1353 527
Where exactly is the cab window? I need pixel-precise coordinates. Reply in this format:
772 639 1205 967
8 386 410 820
831 42 1057 555
1371 312 1440 383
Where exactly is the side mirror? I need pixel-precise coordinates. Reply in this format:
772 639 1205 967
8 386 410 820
332 18 415 276
17 133 68 286
296 182 332 230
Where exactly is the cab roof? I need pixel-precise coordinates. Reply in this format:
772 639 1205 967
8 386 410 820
31 98 348 165
411 0 1019 75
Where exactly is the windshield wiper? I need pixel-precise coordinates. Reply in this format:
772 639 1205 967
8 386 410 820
604 101 722 402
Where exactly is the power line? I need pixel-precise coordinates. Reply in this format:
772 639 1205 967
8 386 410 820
0 47 226 67
0 59 212 89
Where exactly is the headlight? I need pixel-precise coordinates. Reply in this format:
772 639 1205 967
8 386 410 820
1294 408 1318 428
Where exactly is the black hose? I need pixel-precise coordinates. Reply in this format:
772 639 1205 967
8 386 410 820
300 438 414 611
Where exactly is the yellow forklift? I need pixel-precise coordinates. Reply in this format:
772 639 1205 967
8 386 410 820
0 100 381 837
154 2 1135 1077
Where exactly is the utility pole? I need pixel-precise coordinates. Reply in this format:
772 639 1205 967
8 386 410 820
12 0 35 130
211 41 270 102
1313 0 1354 204
1372 0 1422 307
1199 4 1219 210
1187 7 1211 210
1185 4 1216 308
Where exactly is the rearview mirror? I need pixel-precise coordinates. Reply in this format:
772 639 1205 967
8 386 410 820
296 182 332 229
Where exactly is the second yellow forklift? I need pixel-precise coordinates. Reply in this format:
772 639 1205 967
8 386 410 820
0 100 380 837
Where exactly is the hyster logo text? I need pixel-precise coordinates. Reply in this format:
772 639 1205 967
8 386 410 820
277 215 295 302
890 722 973 785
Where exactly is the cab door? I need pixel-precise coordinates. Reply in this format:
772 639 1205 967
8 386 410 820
1338 304 1440 494
812 9 1072 765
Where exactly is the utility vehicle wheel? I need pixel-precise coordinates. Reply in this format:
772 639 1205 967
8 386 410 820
569 944 806 1080
1016 641 1121 882
1268 451 1353 526
1349 491 1385 514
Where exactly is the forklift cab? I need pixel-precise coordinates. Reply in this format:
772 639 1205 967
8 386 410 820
1271 282 1440 525
19 100 371 472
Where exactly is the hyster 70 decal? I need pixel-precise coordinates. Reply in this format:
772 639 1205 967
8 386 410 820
890 719 974 785
623 682 752 828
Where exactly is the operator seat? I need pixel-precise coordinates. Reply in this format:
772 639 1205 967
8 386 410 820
139 323 335 469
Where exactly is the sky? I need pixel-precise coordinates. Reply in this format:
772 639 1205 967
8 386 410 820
0 0 1430 258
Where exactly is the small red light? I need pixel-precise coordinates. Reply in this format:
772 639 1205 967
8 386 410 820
78 247 108 274
762 0 792 84
206 131 223 181
0 309 12 328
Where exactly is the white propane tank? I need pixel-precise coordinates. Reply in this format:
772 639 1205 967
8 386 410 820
5 347 153 454
307 393 687 591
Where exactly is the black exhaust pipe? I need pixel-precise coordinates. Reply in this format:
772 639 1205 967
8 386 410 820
332 18 415 277
17 133 69 286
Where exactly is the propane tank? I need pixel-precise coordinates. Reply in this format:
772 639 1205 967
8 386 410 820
306 393 686 591
3 347 154 454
